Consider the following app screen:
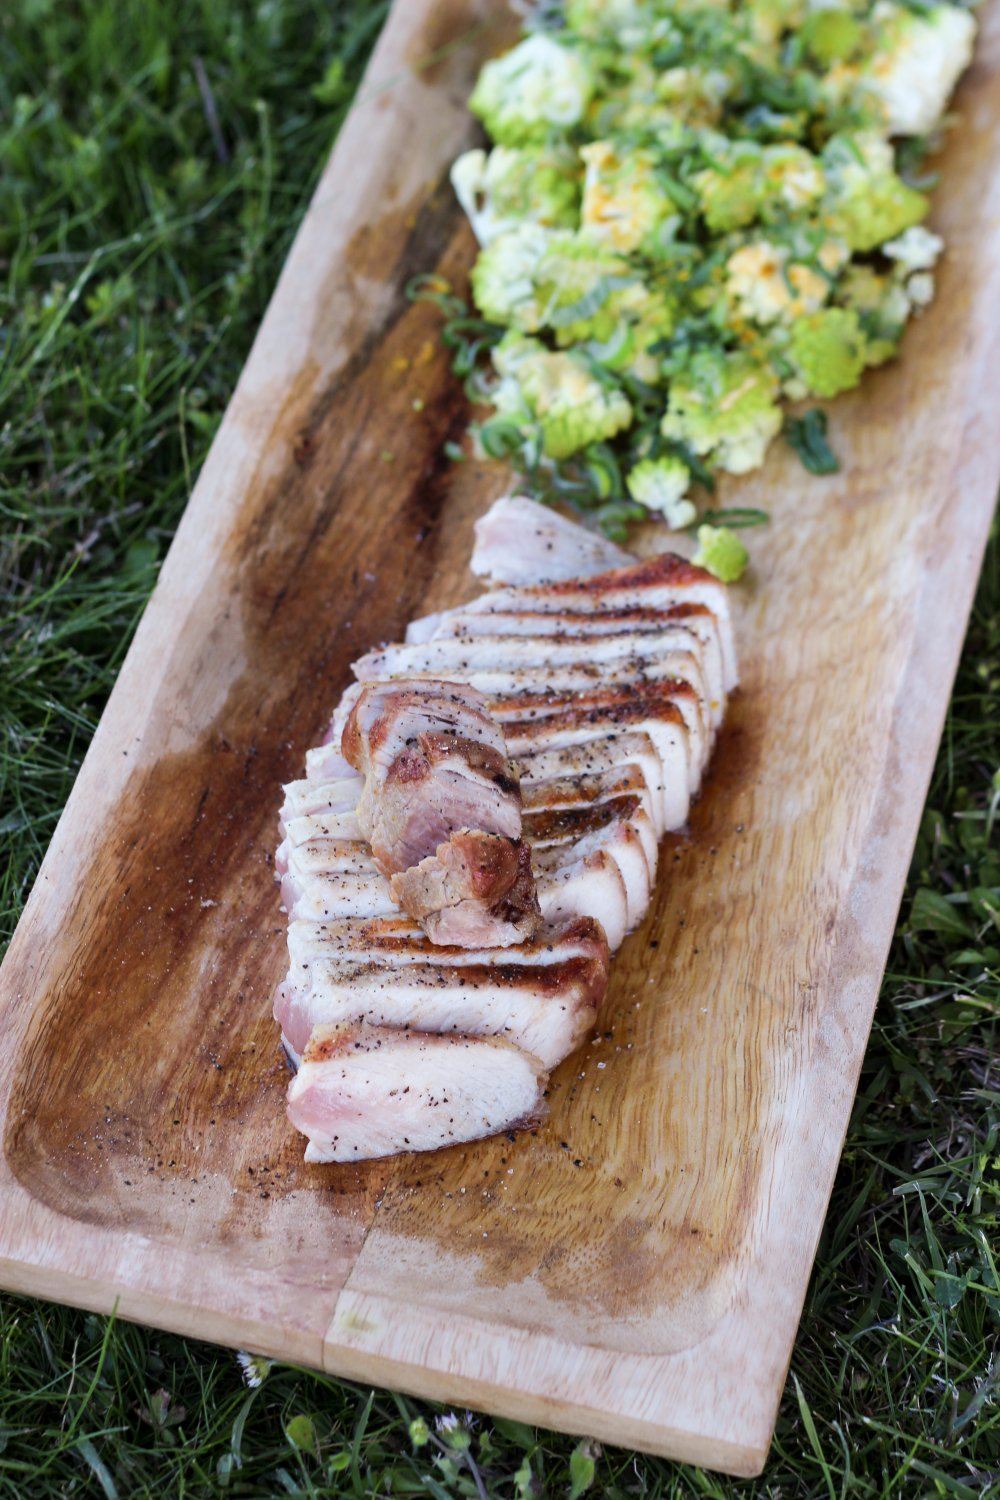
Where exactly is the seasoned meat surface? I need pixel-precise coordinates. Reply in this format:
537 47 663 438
276 499 736 1163
341 679 539 949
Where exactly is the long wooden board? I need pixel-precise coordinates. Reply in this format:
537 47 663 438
1 0 998 1475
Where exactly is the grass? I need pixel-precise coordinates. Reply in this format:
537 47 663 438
0 1 997 1494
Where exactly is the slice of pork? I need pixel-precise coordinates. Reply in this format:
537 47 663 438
514 732 676 834
286 914 608 972
412 604 727 727
409 553 737 691
341 679 539 947
353 628 720 727
278 945 608 1068
287 1022 546 1162
470 495 632 587
391 831 538 947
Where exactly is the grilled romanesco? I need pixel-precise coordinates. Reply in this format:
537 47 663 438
822 133 929 252
491 332 633 460
694 524 749 583
469 34 593 146
661 349 783 474
626 456 696 528
432 0 975 545
450 146 580 246
787 308 867 397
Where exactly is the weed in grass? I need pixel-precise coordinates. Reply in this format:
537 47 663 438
0 2 997 1495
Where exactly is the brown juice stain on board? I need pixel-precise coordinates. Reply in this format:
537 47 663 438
2 179 481 1269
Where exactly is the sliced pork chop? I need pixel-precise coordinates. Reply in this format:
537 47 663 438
392 831 538 947
277 946 608 1068
287 1022 546 1162
401 664 709 780
353 629 720 729
409 552 738 692
514 732 674 834
286 914 608 972
470 495 632 587
537 847 629 950
492 680 705 797
529 800 658 932
341 679 539 947
412 604 727 725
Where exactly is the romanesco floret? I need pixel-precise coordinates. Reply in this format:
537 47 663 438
450 145 580 245
580 141 670 253
692 141 765 233
860 1 976 137
661 348 782 474
470 34 593 146
759 144 825 218
491 332 633 460
531 232 639 343
725 241 829 327
469 223 553 330
836 264 910 366
693 524 748 583
581 282 677 381
822 132 928 252
626 456 696 528
787 308 867 397
800 9 863 67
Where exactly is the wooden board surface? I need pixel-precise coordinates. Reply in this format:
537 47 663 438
1 0 999 1475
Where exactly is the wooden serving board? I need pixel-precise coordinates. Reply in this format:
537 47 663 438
1 0 999 1475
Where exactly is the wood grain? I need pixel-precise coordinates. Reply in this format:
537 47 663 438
1 0 998 1475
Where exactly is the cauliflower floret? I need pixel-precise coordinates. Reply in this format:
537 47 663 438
491 332 633 459
580 141 670 253
626 456 696 528
881 224 943 272
787 307 867 396
470 35 593 146
726 240 829 326
861 2 976 136
469 223 553 330
822 131 928 251
693 524 748 582
661 349 782 474
450 145 580 245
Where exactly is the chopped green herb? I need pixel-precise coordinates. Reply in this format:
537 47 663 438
785 409 841 476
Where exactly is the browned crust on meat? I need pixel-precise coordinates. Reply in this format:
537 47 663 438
523 795 642 843
490 680 694 722
521 767 645 810
514 552 716 599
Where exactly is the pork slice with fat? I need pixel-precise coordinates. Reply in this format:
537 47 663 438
278 947 608 1069
341 679 539 947
470 495 632 587
287 1023 546 1162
